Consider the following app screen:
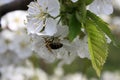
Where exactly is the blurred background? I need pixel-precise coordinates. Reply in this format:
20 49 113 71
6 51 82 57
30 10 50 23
0 0 120 80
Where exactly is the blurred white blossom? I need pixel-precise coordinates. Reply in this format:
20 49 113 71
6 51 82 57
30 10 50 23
0 29 33 65
49 67 64 80
63 73 87 80
0 30 15 53
0 10 33 66
101 71 120 80
111 17 120 28
0 50 23 67
9 30 32 59
1 10 27 31
0 60 48 80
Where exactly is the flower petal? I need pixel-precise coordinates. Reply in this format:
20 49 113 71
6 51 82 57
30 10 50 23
37 0 48 8
28 2 41 15
47 0 60 17
27 19 43 34
44 18 57 36
89 0 113 15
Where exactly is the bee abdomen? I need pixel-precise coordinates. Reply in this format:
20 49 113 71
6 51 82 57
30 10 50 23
49 43 63 49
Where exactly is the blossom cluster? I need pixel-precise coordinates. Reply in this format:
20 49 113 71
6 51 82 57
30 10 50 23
26 0 113 64
0 10 33 67
0 0 116 78
1 61 120 80
0 60 48 80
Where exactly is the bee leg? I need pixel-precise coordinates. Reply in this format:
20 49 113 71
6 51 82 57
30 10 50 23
46 44 53 54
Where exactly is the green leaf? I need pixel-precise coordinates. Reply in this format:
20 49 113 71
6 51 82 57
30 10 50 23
87 10 119 47
85 20 108 77
68 14 81 41
85 0 94 5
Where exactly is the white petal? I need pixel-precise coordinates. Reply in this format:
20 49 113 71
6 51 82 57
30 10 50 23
47 0 60 17
100 0 113 15
37 0 48 8
28 2 41 15
54 25 69 39
89 0 113 15
44 18 57 36
89 0 99 14
27 19 43 34
75 36 90 59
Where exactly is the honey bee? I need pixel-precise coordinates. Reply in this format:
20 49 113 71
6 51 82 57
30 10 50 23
43 36 63 53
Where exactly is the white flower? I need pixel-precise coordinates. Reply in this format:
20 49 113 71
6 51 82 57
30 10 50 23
0 28 32 59
54 67 64 77
0 30 15 53
27 0 60 36
89 0 113 15
102 71 120 80
9 30 33 59
49 67 64 80
63 73 87 80
1 10 27 31
34 68 48 80
0 50 23 67
31 25 77 63
0 61 48 80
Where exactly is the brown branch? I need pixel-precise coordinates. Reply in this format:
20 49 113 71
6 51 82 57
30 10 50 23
0 0 33 17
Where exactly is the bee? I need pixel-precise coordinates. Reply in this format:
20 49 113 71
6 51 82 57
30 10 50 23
43 36 63 53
